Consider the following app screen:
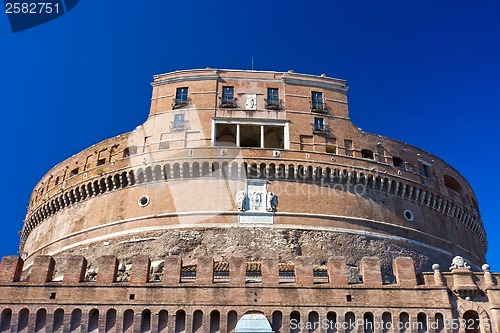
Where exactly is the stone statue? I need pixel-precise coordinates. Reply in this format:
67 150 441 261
449 256 470 270
249 191 263 211
266 192 278 212
85 265 98 282
236 190 246 211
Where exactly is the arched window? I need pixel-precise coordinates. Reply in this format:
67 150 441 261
175 310 186 333
88 309 99 333
35 308 46 333
382 312 392 333
105 309 116 332
271 311 282 333
463 311 481 333
182 162 191 178
364 312 374 333
290 311 301 333
193 162 201 178
345 312 356 333
52 308 64 333
145 167 153 182
0 309 12 332
123 309 134 333
157 310 168 333
17 309 29 333
309 311 319 332
227 311 238 333
173 164 181 179
70 309 82 333
417 313 427 333
326 312 336 333
141 309 152 333
444 175 462 193
192 310 203 333
210 310 220 333
435 313 444 333
399 312 409 333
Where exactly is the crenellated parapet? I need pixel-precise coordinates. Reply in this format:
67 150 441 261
1 255 497 290
1 255 498 333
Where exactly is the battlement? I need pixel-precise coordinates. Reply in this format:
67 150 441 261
0 255 497 290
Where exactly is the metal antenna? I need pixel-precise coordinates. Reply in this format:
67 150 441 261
252 58 254 70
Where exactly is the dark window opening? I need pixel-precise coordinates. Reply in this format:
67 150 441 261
314 117 325 132
443 175 462 193
97 158 106 166
215 124 237 147
421 163 430 178
417 313 427 333
361 149 374 159
311 91 325 112
129 294 135 300
346 295 352 302
264 126 284 149
393 156 405 168
174 87 189 108
54 176 60 185
50 292 56 299
326 145 337 154
215 123 285 149
221 86 236 108
240 125 261 148
69 167 79 177
266 88 280 110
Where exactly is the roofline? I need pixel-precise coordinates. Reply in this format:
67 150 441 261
152 68 347 84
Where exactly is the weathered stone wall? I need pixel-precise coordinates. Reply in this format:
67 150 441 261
0 255 498 333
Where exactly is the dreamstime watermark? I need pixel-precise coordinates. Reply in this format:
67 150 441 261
290 318 492 331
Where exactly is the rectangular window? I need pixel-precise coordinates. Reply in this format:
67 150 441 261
222 86 234 103
419 159 432 178
220 86 236 108
97 149 107 166
421 163 430 177
314 117 325 131
266 88 280 109
175 87 189 106
344 139 353 156
311 91 324 111
172 114 186 130
69 167 79 177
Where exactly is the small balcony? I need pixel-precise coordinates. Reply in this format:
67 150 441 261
220 98 238 108
265 99 282 110
311 102 327 113
171 98 191 109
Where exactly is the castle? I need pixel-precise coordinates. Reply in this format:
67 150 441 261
0 69 497 332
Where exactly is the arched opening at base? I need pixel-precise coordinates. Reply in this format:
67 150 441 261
234 312 273 333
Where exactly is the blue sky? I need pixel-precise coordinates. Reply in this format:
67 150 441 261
0 0 498 271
